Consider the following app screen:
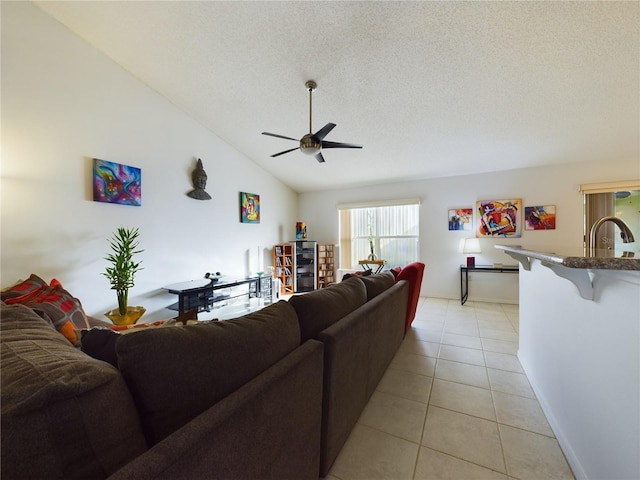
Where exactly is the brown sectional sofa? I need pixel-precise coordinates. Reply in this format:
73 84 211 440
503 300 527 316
1 303 149 479
1 270 409 479
289 273 408 476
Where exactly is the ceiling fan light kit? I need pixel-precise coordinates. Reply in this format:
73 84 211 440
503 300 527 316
262 80 362 163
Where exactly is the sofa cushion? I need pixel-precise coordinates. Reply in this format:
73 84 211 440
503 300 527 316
341 269 372 281
389 266 402 278
81 327 120 366
0 303 147 479
115 300 301 445
2 274 90 343
80 320 193 368
108 339 325 480
289 276 367 343
358 270 396 300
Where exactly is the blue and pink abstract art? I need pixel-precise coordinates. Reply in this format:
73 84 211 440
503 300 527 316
93 158 142 206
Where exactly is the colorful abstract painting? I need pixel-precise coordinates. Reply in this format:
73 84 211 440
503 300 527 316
93 159 141 206
448 208 473 231
477 199 522 237
240 192 260 223
525 205 556 230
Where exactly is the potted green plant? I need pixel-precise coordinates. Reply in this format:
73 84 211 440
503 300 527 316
102 227 145 325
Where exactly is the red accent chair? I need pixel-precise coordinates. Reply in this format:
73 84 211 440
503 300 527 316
395 262 425 333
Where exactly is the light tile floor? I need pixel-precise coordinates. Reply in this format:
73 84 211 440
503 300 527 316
325 297 575 480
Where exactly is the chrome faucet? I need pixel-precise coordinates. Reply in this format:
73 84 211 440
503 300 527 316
589 216 635 254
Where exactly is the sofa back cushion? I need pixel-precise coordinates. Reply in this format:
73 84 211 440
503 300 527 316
358 270 396 300
115 300 301 445
1 303 147 479
289 276 367 343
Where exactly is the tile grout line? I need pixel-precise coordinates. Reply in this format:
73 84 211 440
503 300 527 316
486 335 512 478
409 299 448 480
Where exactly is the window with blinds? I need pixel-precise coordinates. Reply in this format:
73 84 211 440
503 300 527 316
338 200 420 270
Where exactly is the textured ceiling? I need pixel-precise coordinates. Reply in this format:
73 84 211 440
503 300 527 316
35 1 639 193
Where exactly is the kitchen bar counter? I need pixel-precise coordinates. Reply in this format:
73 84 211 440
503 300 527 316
495 244 639 301
495 244 640 270
497 245 640 479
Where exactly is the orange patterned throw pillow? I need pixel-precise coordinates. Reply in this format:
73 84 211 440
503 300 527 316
2 274 90 344
0 273 48 300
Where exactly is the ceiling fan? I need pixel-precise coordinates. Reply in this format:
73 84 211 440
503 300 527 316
262 80 363 163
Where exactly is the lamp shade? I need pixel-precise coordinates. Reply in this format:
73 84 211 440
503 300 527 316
462 238 481 254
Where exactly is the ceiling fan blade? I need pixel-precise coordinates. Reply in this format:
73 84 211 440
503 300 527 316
314 123 336 141
271 147 300 158
262 132 299 142
321 140 363 149
315 152 326 163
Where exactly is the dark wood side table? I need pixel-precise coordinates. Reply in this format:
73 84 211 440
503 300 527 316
460 264 519 305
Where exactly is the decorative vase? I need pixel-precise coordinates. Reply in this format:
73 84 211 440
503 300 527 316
105 306 146 326
368 240 377 261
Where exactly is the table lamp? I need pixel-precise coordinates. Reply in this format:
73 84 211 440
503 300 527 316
462 238 481 267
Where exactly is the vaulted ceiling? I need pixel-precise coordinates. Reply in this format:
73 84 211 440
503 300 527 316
35 1 639 193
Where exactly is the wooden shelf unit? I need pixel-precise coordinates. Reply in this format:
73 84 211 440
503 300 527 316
273 244 294 295
317 244 336 289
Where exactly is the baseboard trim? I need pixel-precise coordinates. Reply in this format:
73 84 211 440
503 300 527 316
517 350 586 480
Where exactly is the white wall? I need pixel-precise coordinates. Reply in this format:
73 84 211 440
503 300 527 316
299 159 639 303
1 2 298 321
518 261 640 480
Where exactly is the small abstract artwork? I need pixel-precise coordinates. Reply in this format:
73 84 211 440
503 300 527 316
240 192 260 223
525 205 556 230
477 199 522 238
296 222 307 239
93 158 141 206
448 208 473 231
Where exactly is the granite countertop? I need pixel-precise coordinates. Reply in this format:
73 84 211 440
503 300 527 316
495 245 640 271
